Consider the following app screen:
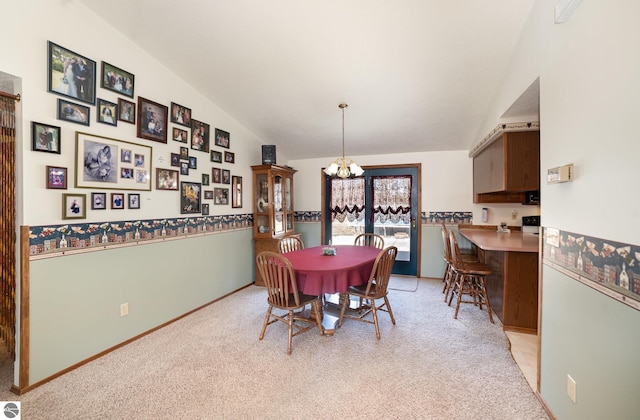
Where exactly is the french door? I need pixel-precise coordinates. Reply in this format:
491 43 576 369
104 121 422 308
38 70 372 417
323 164 420 276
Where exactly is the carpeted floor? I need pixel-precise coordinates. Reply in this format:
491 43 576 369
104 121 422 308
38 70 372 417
0 278 549 419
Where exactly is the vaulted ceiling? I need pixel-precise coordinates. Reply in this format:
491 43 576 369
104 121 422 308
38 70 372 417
78 0 536 160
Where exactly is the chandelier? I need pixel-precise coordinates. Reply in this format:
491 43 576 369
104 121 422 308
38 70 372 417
323 103 364 178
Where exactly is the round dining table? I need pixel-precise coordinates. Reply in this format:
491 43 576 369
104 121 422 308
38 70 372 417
283 244 381 296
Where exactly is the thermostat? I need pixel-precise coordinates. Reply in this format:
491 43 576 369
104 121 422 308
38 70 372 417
547 164 574 184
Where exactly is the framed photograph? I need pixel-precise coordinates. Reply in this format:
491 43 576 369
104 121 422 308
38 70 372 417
118 98 135 124
137 96 168 143
57 99 90 126
46 166 67 189
201 203 210 216
191 119 210 153
75 131 152 191
180 162 189 175
128 193 141 209
170 102 192 127
111 193 125 209
204 190 214 200
91 192 107 210
210 150 222 163
172 127 188 143
189 156 197 170
214 128 230 148
214 187 229 205
212 168 221 183
48 41 96 105
62 193 87 219
170 153 180 167
202 173 210 186
180 181 202 214
224 151 235 164
232 175 243 208
222 169 231 184
156 168 179 191
180 147 189 160
97 98 117 126
31 122 61 154
101 61 134 98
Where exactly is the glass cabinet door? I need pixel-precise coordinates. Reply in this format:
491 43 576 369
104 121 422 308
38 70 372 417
273 174 284 234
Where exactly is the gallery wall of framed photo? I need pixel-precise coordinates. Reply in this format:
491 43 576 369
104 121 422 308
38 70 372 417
27 38 258 250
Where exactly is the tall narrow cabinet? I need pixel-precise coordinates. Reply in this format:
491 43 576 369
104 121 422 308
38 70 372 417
251 164 299 286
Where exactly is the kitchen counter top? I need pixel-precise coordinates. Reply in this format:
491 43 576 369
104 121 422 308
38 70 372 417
459 229 539 253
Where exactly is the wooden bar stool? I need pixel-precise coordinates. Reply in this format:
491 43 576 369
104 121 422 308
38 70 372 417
441 224 476 303
447 230 494 323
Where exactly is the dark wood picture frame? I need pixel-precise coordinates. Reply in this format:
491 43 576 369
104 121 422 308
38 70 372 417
46 166 67 189
180 162 189 176
204 190 214 200
100 61 134 98
170 153 180 167
214 187 229 205
57 98 90 126
202 173 210 186
224 151 235 164
180 181 202 214
222 169 231 184
91 192 107 210
170 102 192 127
62 193 87 219
214 128 230 148
172 127 188 143
97 98 117 126
128 193 141 209
189 156 197 170
180 147 189 160
48 41 96 105
137 96 168 143
111 193 125 209
232 175 243 208
118 98 136 124
212 168 221 183
32 122 61 154
210 150 222 163
201 203 210 216
156 168 179 191
191 119 210 153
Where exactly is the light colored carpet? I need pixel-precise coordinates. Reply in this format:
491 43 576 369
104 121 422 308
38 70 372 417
0 278 549 419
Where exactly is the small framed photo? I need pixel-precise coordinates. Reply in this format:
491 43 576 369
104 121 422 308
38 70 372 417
212 168 221 183
180 162 189 176
202 173 210 186
204 190 214 200
189 156 197 169
91 192 107 210
97 98 117 126
191 119 210 152
101 61 134 98
32 122 61 154
48 41 96 105
170 153 180 167
201 203 210 216
57 99 90 126
128 193 140 209
180 181 202 214
180 147 189 160
210 150 222 163
224 151 235 164
214 187 229 205
232 175 243 208
46 166 67 189
170 102 192 127
62 193 87 219
121 148 132 163
156 168 179 191
172 127 188 143
118 98 136 124
120 168 134 179
222 169 231 184
137 96 168 144
215 128 230 148
111 193 125 209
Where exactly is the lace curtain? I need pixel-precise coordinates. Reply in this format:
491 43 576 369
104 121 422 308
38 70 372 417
330 176 411 225
373 176 411 224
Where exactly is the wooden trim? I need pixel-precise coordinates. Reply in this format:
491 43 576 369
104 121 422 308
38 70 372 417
17 226 30 394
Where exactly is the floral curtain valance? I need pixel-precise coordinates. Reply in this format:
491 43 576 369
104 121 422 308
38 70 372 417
373 176 411 224
330 178 365 223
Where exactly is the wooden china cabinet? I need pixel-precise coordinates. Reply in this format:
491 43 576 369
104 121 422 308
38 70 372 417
251 164 299 286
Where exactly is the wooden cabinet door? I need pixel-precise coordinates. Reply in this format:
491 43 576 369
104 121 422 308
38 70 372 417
473 136 505 195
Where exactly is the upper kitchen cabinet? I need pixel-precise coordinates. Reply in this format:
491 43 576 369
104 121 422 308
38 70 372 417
473 130 539 203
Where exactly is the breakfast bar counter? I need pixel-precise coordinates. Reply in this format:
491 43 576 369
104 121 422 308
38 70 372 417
459 229 540 333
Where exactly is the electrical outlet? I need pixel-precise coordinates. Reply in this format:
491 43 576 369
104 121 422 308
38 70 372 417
567 374 577 403
120 303 129 317
511 210 518 220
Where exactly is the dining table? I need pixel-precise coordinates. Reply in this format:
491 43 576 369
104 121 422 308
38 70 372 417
283 244 381 335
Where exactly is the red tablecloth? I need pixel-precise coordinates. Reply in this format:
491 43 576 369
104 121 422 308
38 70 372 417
284 245 381 295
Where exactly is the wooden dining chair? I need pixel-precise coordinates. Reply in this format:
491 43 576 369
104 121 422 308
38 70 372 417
441 224 477 302
447 231 494 323
278 236 304 253
256 251 324 354
338 246 398 339
354 233 385 249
